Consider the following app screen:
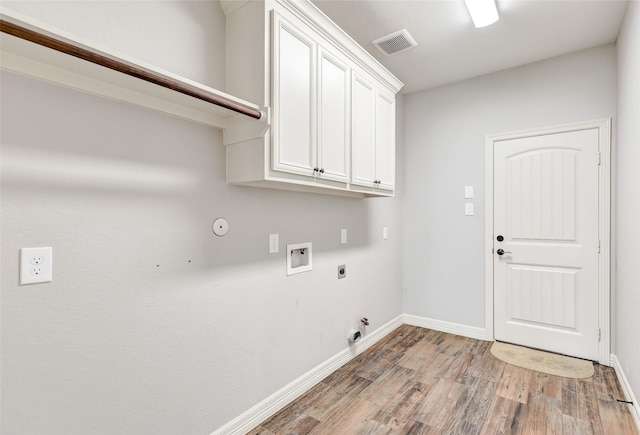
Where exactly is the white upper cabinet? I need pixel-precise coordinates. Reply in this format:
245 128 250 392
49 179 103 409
272 12 350 183
272 14 317 176
317 48 350 183
375 89 396 190
352 73 376 187
351 73 396 191
222 0 403 198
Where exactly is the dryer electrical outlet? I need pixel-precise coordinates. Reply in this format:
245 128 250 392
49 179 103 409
338 264 346 279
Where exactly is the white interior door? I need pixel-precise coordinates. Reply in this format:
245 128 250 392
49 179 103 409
493 128 600 361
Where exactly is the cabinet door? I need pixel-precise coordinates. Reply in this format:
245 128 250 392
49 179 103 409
351 73 376 187
317 48 350 183
272 13 316 175
375 90 396 190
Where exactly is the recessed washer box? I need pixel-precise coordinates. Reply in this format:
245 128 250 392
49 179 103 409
286 242 312 276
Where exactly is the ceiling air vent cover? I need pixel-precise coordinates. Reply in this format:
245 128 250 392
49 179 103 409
373 29 417 56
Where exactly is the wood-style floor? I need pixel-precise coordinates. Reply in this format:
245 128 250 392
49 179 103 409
249 325 638 435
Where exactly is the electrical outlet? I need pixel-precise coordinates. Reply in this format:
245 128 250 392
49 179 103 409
30 255 44 265
340 229 347 244
20 247 52 285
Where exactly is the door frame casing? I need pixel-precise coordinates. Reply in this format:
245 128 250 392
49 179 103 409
484 118 611 365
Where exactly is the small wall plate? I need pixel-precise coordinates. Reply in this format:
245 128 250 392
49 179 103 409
212 218 229 236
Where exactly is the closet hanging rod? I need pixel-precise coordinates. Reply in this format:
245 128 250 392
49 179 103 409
0 18 263 120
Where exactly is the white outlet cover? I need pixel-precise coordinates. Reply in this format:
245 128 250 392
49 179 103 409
383 227 389 240
340 229 347 244
20 247 52 285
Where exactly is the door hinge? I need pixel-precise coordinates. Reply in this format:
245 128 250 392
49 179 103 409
598 152 601 165
598 328 601 342
598 240 601 253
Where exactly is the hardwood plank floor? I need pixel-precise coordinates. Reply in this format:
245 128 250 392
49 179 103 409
249 325 638 435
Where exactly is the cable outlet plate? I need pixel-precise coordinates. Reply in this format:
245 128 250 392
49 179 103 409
20 247 53 285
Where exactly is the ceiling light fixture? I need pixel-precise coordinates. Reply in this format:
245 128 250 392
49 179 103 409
464 0 499 28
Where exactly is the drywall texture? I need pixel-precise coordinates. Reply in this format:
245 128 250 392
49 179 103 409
615 0 640 408
402 45 617 328
0 3 404 434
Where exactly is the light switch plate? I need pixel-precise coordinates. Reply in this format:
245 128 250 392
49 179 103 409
340 229 347 244
465 203 475 216
465 186 474 199
269 234 279 254
383 227 389 240
20 247 53 285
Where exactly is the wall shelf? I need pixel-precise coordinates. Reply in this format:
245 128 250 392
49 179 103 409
0 10 265 130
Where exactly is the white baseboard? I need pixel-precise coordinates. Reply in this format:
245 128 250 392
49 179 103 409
611 354 640 432
210 314 404 435
402 314 488 341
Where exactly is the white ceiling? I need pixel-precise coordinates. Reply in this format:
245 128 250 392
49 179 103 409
311 0 629 94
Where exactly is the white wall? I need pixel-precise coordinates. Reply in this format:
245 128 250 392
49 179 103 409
0 2 404 434
402 45 617 328
615 0 640 409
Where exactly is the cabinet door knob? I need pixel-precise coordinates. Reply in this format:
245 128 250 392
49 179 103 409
313 167 319 172
319 168 325 173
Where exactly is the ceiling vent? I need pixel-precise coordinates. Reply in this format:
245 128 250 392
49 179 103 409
373 29 417 56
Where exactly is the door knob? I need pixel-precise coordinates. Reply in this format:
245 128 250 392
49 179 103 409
496 249 512 256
